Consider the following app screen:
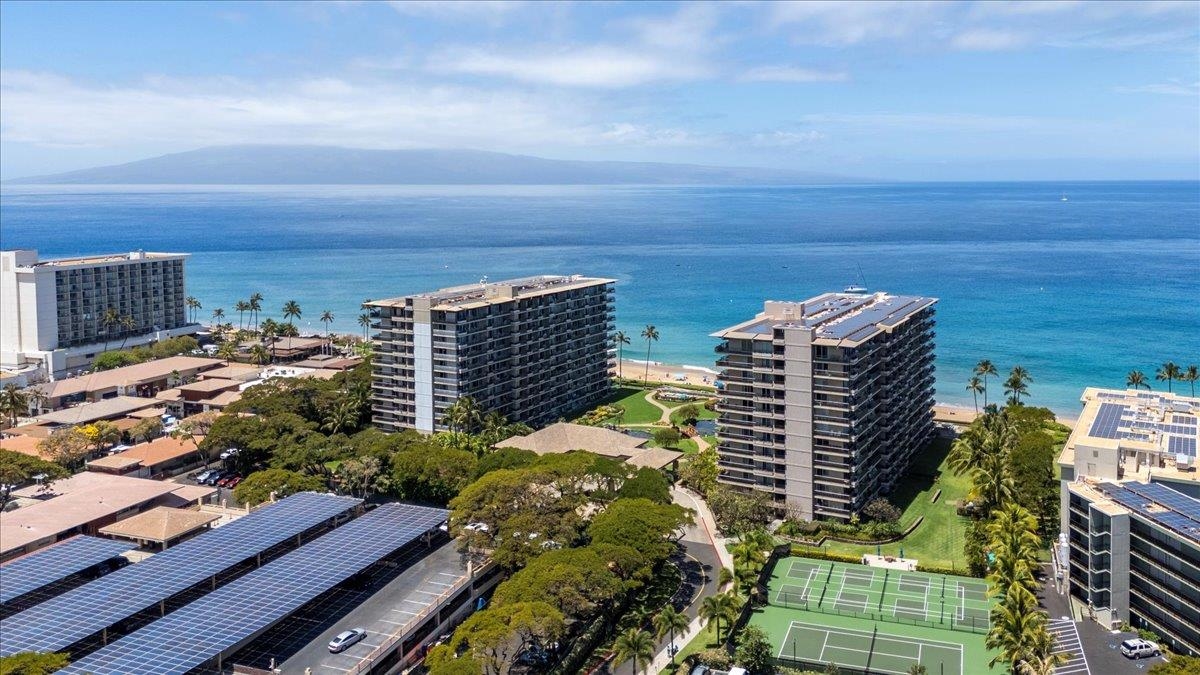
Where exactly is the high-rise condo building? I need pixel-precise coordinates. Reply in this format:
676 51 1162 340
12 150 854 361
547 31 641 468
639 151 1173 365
1 249 197 379
1058 388 1199 656
367 275 615 433
711 291 937 521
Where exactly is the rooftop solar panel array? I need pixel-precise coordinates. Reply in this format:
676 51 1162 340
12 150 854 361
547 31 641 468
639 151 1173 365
0 537 135 604
1168 435 1198 457
1096 482 1200 545
1088 402 1125 439
61 503 448 675
0 492 360 657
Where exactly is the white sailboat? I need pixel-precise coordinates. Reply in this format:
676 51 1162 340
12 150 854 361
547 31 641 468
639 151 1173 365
844 265 868 294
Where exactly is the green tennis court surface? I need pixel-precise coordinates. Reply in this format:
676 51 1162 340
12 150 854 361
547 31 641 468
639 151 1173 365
778 621 963 675
773 558 992 634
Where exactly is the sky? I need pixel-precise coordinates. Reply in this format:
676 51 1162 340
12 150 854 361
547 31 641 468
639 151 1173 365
1 0 1198 181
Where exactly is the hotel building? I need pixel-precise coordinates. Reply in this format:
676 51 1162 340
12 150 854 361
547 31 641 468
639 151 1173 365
1059 388 1199 656
367 275 615 433
710 291 937 521
1 250 197 379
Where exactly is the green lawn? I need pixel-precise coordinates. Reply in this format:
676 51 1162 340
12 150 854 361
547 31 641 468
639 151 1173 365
668 403 718 426
613 389 666 425
815 438 973 571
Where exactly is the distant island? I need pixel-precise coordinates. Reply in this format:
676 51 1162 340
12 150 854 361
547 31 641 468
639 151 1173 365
6 145 860 186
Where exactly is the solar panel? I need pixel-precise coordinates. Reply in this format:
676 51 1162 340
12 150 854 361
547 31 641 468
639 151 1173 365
1096 482 1200 544
0 537 135 604
1172 414 1197 426
1088 403 1125 439
60 503 448 675
1168 436 1198 457
0 492 360 657
1125 483 1200 526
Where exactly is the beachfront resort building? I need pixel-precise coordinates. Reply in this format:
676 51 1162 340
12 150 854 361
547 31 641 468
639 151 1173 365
367 275 615 432
1 249 198 379
1058 387 1199 656
710 291 937 521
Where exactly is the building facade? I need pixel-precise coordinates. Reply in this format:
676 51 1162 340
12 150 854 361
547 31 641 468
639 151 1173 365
1 249 197 378
367 275 615 432
1064 481 1199 656
1058 387 1199 655
710 291 937 521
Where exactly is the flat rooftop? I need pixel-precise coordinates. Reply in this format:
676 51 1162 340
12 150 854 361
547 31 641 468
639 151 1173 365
1059 387 1198 481
7 250 188 268
1069 479 1200 544
33 356 224 399
711 291 936 346
368 274 615 311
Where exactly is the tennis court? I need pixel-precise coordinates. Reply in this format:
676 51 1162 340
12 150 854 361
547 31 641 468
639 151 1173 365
777 621 964 675
772 558 992 634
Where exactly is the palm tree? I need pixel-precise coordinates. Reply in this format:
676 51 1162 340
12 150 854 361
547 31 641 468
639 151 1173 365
640 325 659 386
249 292 263 331
249 344 271 365
185 296 201 323
612 627 655 674
118 314 136 351
358 313 371 339
652 606 690 664
613 330 631 379
211 307 224 329
1185 364 1199 397
974 360 998 407
1005 366 1031 405
0 384 30 426
1126 370 1149 391
1156 361 1182 393
100 306 121 349
966 375 984 413
282 300 302 330
986 583 1046 671
217 341 238 364
443 396 483 434
699 595 725 643
319 310 334 353
260 318 280 361
235 300 249 330
987 504 1042 599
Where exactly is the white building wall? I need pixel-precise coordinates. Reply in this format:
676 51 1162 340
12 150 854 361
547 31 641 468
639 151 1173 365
413 321 435 432
783 327 814 519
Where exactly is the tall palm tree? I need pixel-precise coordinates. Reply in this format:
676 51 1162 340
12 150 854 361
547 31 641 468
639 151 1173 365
319 310 334 353
1126 370 1149 391
443 396 483 434
612 628 655 675
640 325 659 386
613 330 631 379
358 313 371 339
249 292 263 331
1185 364 1199 397
211 307 224 329
986 583 1046 671
652 606 690 664
234 300 249 330
260 318 280 361
966 375 984 413
185 296 201 323
118 314 136 351
282 300 302 330
1156 361 1182 393
100 306 121 350
975 360 998 407
698 595 726 643
1005 366 1031 405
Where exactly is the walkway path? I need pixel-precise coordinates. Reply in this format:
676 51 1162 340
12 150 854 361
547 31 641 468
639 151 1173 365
642 392 712 452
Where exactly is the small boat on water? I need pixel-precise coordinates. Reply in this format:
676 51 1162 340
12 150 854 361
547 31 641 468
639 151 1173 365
844 265 868 293
1061 193 1068 202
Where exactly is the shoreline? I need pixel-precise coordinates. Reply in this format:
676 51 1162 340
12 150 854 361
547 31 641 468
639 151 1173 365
618 358 1079 430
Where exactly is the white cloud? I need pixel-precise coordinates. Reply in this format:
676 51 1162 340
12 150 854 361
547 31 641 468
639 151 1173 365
1115 80 1200 96
432 45 708 88
768 1 948 45
621 3 723 52
750 130 826 146
387 1 523 19
740 65 848 83
950 29 1028 51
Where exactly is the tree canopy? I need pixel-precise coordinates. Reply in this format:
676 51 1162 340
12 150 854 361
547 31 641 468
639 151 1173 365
232 468 327 505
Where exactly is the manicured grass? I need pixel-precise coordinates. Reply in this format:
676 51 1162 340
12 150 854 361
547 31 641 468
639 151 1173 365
668 404 718 426
662 622 720 674
642 435 700 455
816 438 974 571
612 389 666 425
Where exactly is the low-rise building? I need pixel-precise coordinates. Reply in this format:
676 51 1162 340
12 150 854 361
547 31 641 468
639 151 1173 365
98 506 221 550
497 422 682 471
1 472 215 559
28 355 224 413
86 435 212 478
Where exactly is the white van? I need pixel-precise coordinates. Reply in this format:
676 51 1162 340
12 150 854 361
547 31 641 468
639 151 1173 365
1120 638 1160 659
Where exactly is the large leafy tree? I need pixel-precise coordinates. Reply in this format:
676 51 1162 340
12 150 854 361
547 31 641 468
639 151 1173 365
36 428 90 471
0 651 71 675
390 444 477 504
734 625 774 675
440 602 565 675
0 450 69 506
233 468 326 505
490 547 623 622
588 498 692 563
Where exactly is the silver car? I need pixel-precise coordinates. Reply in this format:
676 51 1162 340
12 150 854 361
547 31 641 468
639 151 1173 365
328 628 367 653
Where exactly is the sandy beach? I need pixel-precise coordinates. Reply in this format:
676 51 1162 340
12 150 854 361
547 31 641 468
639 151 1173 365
619 358 1078 430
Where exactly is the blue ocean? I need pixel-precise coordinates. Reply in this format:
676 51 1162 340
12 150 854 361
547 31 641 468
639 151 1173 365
2 182 1197 416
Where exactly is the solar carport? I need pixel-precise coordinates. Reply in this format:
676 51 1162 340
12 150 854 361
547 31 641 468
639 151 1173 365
0 536 134 605
60 503 449 674
0 492 361 658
